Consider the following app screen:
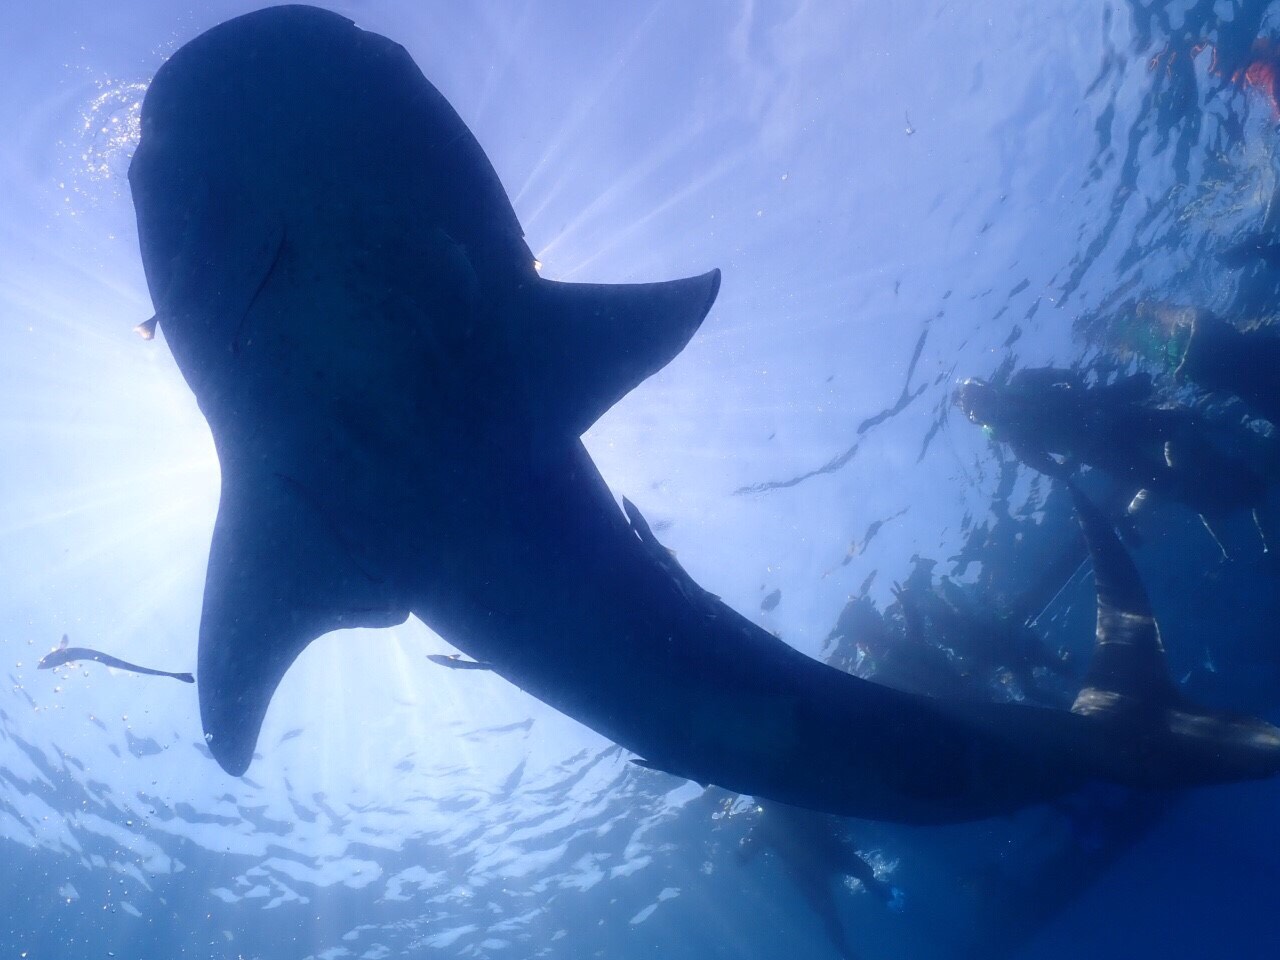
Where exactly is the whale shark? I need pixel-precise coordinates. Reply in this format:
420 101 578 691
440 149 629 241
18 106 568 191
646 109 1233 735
127 5 1280 822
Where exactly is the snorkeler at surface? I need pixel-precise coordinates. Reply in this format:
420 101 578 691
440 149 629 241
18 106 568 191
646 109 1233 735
956 367 1280 559
822 555 1069 706
825 591 974 701
894 569 1072 707
1167 309 1280 427
737 800 903 960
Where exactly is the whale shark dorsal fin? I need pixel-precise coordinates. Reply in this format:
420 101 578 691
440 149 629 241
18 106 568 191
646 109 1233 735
519 270 721 437
198 465 409 776
1067 482 1181 717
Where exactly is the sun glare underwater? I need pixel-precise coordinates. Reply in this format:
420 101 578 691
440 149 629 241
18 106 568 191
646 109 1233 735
5 1 1280 958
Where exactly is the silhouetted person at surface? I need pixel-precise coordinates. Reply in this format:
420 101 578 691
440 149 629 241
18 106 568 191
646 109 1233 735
737 801 903 960
894 572 1070 708
956 367 1280 558
822 594 891 675
936 576 1073 703
821 559 1064 705
1169 309 1280 427
824 593 972 701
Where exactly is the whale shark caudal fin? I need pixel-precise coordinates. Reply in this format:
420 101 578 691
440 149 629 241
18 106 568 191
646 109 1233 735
199 467 408 776
1066 481 1183 719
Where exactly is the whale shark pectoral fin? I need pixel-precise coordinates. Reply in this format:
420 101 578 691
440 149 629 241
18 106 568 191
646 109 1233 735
198 467 408 776
520 269 721 437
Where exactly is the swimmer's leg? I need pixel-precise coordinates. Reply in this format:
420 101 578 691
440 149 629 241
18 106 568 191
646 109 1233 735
1254 498 1278 557
794 874 862 960
841 849 904 912
1198 513 1232 562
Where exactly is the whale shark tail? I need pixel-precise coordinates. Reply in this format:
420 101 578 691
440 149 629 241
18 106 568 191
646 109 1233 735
1066 481 1280 785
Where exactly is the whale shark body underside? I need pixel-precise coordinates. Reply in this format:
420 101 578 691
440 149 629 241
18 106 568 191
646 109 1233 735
127 5 1280 823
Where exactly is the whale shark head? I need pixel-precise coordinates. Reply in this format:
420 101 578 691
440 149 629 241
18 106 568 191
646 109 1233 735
129 4 719 774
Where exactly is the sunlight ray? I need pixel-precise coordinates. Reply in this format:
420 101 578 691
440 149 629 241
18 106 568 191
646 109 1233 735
0 227 148 317
557 150 745 280
0 455 214 538
103 549 207 632
5 493 210 594
526 124 706 267
0 416 198 444
510 2 668 207
469 0 540 129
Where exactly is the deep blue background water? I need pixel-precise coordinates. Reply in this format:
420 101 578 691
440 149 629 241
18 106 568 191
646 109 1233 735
4 1 1280 957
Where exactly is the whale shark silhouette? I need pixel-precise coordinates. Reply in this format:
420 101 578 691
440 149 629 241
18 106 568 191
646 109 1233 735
127 5 1280 821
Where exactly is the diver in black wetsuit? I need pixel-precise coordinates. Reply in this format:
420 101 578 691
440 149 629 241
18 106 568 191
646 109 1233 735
1170 309 1280 427
956 367 1280 558
737 801 903 960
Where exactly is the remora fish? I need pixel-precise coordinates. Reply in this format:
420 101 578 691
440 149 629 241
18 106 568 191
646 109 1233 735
38 635 193 683
127 5 1280 820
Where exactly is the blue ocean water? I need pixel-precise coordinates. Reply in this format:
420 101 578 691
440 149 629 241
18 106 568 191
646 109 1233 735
3 1 1280 958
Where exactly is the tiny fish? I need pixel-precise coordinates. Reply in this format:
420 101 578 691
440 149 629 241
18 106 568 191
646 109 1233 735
427 653 492 671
